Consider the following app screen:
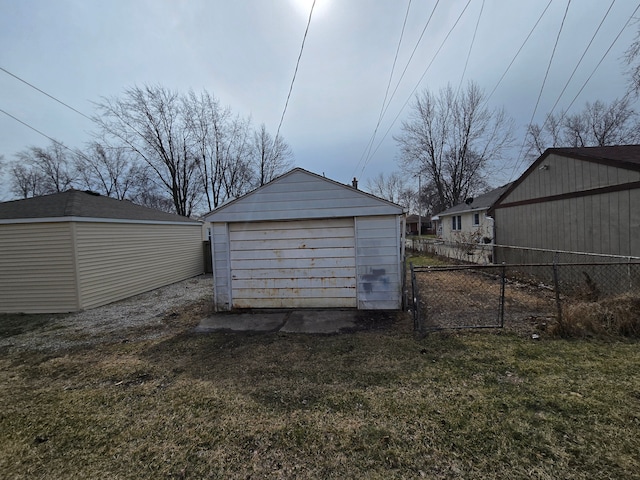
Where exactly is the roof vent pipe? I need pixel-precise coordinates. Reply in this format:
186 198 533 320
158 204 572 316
352 177 358 189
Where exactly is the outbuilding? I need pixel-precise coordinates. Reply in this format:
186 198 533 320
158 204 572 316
205 168 406 311
0 190 204 313
489 145 640 262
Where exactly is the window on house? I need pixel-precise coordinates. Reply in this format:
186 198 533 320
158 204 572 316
473 213 480 226
452 215 461 231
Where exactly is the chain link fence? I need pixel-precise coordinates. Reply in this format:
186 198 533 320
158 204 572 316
410 253 640 333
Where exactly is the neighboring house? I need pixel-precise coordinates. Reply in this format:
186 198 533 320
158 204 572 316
405 214 433 235
205 168 406 311
489 145 640 262
0 190 204 313
431 184 511 262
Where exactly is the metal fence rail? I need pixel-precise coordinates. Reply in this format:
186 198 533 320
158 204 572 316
410 260 640 333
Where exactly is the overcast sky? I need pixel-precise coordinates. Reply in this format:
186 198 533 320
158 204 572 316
1 0 639 200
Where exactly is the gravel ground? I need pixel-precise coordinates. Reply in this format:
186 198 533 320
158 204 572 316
0 274 212 353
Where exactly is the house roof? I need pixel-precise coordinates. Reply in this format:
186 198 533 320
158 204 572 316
544 145 640 169
205 167 406 223
434 183 512 218
0 190 199 224
489 144 640 214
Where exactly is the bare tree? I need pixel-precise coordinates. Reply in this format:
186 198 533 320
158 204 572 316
252 124 293 187
9 141 75 198
10 162 46 199
367 172 409 207
74 142 142 199
395 82 513 211
94 85 201 216
625 22 640 97
526 97 640 156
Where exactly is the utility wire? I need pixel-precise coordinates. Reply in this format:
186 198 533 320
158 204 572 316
360 0 472 175
354 0 441 177
484 0 554 106
509 0 572 180
540 0 616 130
0 66 93 122
456 0 485 97
275 0 316 141
0 107 96 164
355 0 412 176
561 2 640 115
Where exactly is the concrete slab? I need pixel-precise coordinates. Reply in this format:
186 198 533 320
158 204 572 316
280 310 357 334
195 311 288 333
195 309 364 334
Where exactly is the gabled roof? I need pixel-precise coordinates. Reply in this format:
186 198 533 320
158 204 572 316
489 144 640 214
0 190 199 224
205 168 405 223
543 145 640 169
434 183 512 218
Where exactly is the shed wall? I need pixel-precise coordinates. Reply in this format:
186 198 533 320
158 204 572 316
507 153 640 203
211 222 231 310
75 222 204 309
494 188 640 258
0 222 79 313
356 216 402 309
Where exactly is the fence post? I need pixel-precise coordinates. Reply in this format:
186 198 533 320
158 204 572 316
410 263 420 333
499 263 506 328
552 252 563 328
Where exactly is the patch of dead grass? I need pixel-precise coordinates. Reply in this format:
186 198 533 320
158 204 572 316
553 293 640 338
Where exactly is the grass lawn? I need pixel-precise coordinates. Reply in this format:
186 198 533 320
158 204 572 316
1 303 639 479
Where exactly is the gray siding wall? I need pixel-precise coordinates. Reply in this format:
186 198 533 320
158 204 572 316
495 187 640 258
211 222 231 310
356 215 402 309
0 222 79 313
209 170 403 223
507 153 640 203
75 222 204 309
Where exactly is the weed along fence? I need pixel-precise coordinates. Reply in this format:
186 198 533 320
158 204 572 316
410 259 640 333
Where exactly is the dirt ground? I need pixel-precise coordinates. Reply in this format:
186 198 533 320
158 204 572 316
414 268 557 334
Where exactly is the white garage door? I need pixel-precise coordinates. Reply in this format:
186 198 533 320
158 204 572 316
229 218 357 308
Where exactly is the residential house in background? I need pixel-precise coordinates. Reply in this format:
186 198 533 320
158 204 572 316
205 168 406 311
430 183 511 263
0 190 204 313
489 145 640 263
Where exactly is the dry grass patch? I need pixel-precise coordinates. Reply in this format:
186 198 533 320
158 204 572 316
1 304 640 478
553 293 640 338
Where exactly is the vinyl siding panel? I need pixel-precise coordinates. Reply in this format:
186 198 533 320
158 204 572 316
75 222 203 309
0 222 79 313
356 216 402 309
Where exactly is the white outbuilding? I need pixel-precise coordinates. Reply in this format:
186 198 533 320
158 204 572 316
205 168 406 311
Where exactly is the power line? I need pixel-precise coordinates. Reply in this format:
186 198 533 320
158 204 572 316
484 0 554 106
0 66 93 122
456 0 485 97
510 0 572 180
354 0 441 178
541 0 616 128
360 0 472 175
275 0 316 141
355 0 413 176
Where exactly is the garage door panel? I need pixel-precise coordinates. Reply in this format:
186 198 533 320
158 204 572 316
229 219 357 308
232 267 355 280
230 236 354 251
231 246 355 261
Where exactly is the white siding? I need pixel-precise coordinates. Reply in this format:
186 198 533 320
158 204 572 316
356 216 402 309
0 223 79 313
212 223 231 310
207 169 404 223
228 219 357 309
75 222 203 309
